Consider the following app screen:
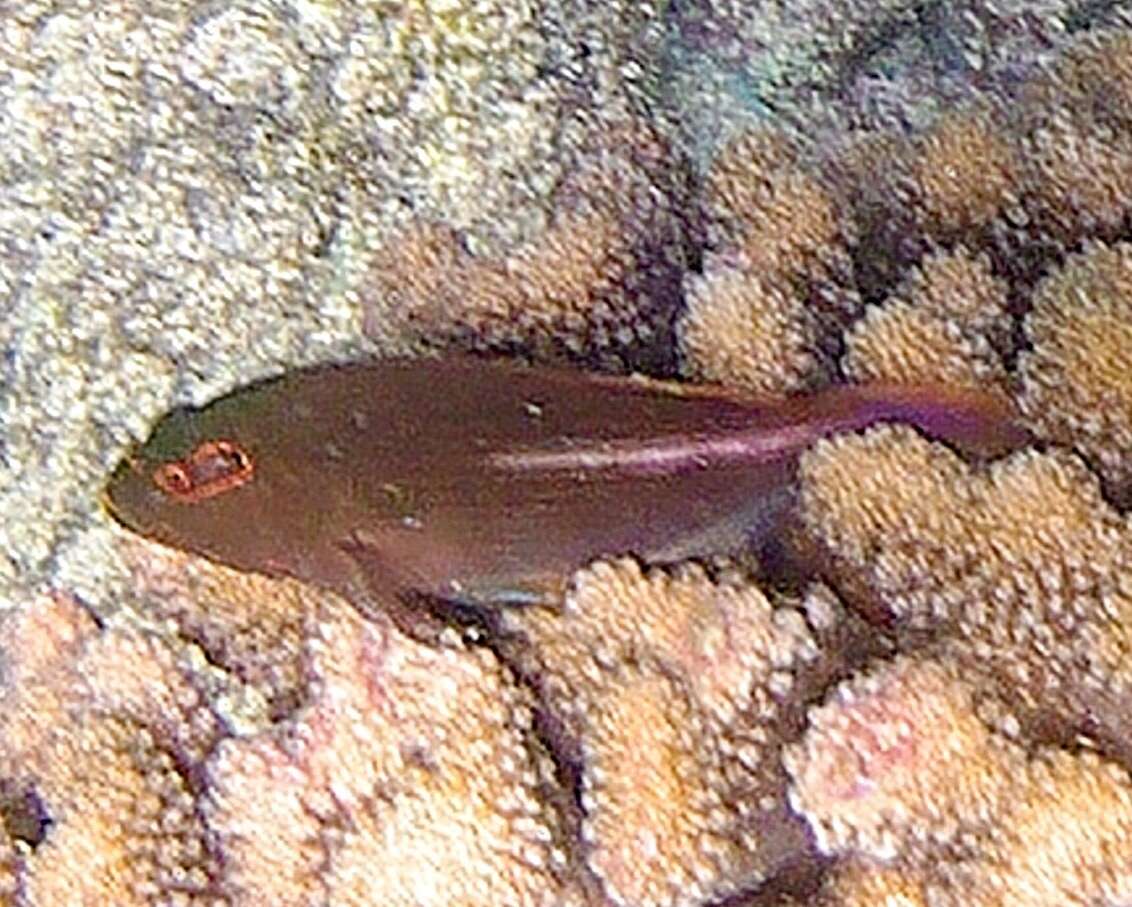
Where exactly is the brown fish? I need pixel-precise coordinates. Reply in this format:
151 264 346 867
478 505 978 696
103 357 1027 625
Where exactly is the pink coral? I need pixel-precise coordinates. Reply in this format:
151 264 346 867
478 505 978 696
0 593 223 905
205 596 580 907
788 656 1132 907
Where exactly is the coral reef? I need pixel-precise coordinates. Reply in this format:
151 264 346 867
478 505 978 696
361 118 695 372
204 594 583 907
677 129 856 392
0 571 590 906
1019 241 1132 505
797 426 1132 763
0 593 224 904
495 560 866 906
785 656 1018 862
4 1 1132 905
842 248 1011 390
788 656 1132 906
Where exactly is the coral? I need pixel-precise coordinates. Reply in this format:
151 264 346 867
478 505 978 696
205 596 583 907
679 263 826 394
901 108 1021 241
935 750 1132 907
578 667 728 906
496 559 866 905
361 119 693 371
1013 29 1132 238
1017 114 1132 248
0 594 224 905
842 248 1010 389
678 128 857 392
7 0 1132 902
790 656 1132 907
814 860 929 907
843 105 1022 286
785 656 1018 861
701 131 855 287
0 587 590 906
114 536 312 722
796 425 1132 760
1018 241 1132 505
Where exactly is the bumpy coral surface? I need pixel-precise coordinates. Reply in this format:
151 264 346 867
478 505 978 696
789 656 1132 906
5 2 1132 906
362 119 694 372
842 248 1011 390
797 425 1132 751
495 559 847 906
0 572 589 906
0 594 224 904
1019 241 1132 505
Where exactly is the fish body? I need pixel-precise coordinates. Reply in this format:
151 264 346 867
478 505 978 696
104 357 1027 618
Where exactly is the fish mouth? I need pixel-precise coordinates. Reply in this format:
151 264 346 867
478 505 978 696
100 450 154 532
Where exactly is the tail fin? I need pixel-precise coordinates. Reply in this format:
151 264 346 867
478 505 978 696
807 383 1032 460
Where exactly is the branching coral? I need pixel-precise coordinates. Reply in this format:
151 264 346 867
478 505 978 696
785 656 1019 861
677 129 857 393
812 860 929 907
495 559 871 905
362 119 693 371
0 594 225 905
842 248 1011 390
788 655 1132 907
1013 30 1132 249
796 425 1132 761
8 0 1132 904
205 597 583 907
0 581 594 907
114 537 313 722
679 265 827 394
1018 241 1132 506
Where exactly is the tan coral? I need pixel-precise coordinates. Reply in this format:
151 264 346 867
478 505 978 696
785 656 1018 862
23 719 218 907
205 597 582 907
701 127 801 241
791 655 1132 906
682 128 864 394
797 425 1132 758
504 558 828 732
935 750 1132 907
116 536 311 721
817 859 929 907
498 559 843 905
0 594 224 906
843 248 1010 390
1020 28 1132 131
579 668 734 907
362 118 689 370
702 129 854 286
1018 113 1132 245
903 107 1020 239
679 261 825 394
1019 240 1132 504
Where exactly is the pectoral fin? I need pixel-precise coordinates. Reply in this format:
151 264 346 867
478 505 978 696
336 528 565 641
334 530 449 640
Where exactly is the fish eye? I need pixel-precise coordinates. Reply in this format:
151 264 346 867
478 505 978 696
152 440 255 503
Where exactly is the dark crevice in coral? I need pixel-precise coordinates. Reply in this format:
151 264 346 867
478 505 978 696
0 781 50 849
711 848 831 906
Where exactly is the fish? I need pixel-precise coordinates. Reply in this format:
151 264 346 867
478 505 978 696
103 356 1028 629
